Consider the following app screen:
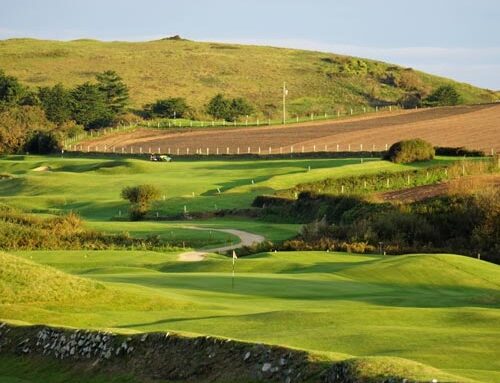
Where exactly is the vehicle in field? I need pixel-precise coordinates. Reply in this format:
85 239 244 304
149 154 172 162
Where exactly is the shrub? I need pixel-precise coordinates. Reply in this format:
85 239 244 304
424 85 461 106
206 94 253 121
147 97 189 118
121 184 161 220
385 139 435 163
24 131 63 154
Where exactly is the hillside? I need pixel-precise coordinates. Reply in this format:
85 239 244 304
0 38 497 117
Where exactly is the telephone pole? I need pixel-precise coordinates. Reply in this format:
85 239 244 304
282 82 288 124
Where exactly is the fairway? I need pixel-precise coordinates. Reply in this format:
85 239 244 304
0 155 453 219
2 250 499 383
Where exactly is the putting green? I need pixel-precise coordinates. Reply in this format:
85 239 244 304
3 250 499 383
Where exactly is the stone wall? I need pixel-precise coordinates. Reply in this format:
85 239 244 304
0 322 418 383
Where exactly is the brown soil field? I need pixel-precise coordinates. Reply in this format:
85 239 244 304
77 104 500 154
379 174 500 202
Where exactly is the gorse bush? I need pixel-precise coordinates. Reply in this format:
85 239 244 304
385 139 435 163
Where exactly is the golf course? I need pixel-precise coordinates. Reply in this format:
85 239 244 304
1 4 499 380
1 153 499 383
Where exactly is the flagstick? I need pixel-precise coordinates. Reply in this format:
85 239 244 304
232 260 235 290
232 250 237 290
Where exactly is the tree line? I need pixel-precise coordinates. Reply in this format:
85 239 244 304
0 69 130 153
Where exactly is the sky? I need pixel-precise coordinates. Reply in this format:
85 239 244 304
1 0 499 89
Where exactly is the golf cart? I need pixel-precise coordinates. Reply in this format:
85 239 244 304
149 153 172 162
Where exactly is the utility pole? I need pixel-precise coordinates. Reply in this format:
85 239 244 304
282 82 288 124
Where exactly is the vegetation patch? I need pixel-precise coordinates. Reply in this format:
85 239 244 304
385 138 435 163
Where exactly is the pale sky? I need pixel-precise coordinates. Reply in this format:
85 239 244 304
1 0 499 89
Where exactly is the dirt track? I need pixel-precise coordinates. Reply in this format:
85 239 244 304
178 227 265 261
78 104 500 154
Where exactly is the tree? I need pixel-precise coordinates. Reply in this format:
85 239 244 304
96 70 129 115
425 85 461 106
23 131 63 154
38 84 72 124
206 94 253 121
70 82 113 129
0 106 54 154
121 184 161 220
206 94 231 120
230 97 254 120
149 97 188 118
0 69 24 106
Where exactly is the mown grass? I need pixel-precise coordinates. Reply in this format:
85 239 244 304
2 250 499 382
0 155 454 219
0 38 496 117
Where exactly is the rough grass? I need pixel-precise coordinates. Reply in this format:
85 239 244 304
2 251 499 382
0 38 496 116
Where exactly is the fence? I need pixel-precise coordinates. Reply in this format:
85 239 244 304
139 105 402 130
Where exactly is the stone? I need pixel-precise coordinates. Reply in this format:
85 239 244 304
280 357 287 366
140 334 148 342
104 350 112 359
243 351 251 361
262 363 272 372
285 377 291 383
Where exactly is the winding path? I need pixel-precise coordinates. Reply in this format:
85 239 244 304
177 227 265 262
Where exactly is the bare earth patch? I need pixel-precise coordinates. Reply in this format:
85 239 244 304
78 104 500 153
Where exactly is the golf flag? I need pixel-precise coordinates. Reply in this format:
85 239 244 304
232 250 237 289
232 250 237 265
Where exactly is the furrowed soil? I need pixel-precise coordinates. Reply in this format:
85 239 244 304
79 104 500 154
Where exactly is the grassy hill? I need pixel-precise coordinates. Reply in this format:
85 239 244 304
0 38 497 117
2 250 499 382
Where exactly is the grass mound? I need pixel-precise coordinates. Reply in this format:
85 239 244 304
0 251 104 304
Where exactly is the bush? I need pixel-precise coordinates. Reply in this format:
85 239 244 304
147 97 189 118
206 94 253 121
424 85 461 106
24 131 63 154
385 139 435 163
121 184 161 220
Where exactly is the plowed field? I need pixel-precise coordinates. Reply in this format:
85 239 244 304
78 104 500 154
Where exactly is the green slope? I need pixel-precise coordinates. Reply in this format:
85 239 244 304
2 250 499 382
0 38 497 116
